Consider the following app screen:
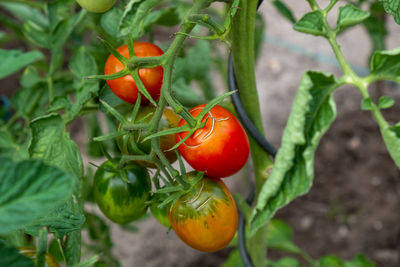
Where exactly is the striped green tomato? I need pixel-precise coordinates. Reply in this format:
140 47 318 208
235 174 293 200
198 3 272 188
93 160 151 224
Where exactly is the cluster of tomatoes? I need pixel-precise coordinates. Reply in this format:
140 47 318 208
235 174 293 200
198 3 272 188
94 40 250 252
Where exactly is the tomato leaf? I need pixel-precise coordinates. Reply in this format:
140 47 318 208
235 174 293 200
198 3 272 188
23 205 85 237
0 158 74 234
0 49 44 80
101 7 124 39
0 129 30 161
272 0 296 24
20 66 43 88
0 240 34 267
30 114 83 179
119 0 162 38
378 121 400 168
267 220 302 254
293 11 328 37
377 96 395 109
370 47 400 83
221 249 244 267
0 2 47 27
379 0 400 24
29 114 84 265
250 71 337 235
68 46 100 122
361 97 373 111
336 4 370 33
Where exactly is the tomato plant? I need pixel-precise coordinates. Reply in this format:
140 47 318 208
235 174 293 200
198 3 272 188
76 0 116 13
175 104 250 178
104 42 164 104
116 106 180 168
93 160 151 224
167 174 238 252
1 0 399 266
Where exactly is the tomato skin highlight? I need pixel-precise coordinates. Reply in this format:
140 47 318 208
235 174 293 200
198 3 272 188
76 0 116 13
104 42 164 104
116 106 180 168
175 104 250 178
93 161 151 224
168 175 238 252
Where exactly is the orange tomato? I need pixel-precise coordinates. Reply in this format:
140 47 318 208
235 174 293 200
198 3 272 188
168 174 238 252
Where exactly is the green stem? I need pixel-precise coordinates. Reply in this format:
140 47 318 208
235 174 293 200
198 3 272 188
317 0 391 149
160 0 213 127
324 0 338 13
231 0 273 266
85 214 119 267
307 0 319 11
326 31 356 77
318 1 388 129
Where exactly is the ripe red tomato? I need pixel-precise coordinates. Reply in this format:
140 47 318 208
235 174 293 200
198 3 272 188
168 174 238 252
104 42 164 104
175 104 250 178
76 0 116 13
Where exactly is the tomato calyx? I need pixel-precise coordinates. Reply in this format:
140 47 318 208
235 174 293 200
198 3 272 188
151 171 205 211
142 91 235 151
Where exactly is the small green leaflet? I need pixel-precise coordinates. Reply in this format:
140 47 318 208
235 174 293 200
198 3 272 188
293 11 327 36
267 220 301 254
379 120 400 168
370 47 400 83
0 49 43 80
336 4 370 33
250 71 338 235
377 96 395 109
272 0 296 24
379 0 400 24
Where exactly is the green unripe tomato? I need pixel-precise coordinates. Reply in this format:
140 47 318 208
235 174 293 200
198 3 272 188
116 106 180 168
150 201 170 228
93 160 151 224
76 0 116 13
